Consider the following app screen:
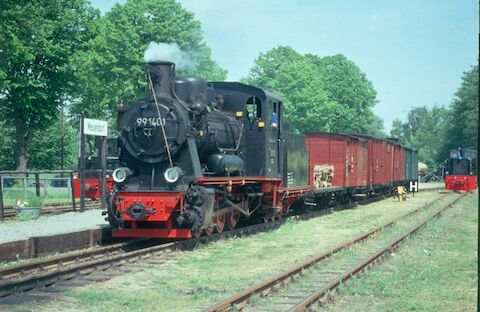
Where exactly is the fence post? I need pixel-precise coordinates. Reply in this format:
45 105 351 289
0 175 4 221
100 136 107 210
23 175 27 201
35 173 40 197
80 116 86 213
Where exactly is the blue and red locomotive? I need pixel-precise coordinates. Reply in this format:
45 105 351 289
106 61 418 239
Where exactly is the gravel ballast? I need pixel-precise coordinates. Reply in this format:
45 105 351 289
0 209 108 244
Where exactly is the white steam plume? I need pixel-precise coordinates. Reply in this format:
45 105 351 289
143 42 196 71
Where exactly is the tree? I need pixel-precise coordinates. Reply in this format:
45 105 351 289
311 54 381 134
0 122 16 170
242 46 302 90
389 106 449 171
28 119 78 170
71 0 227 120
0 0 99 170
243 46 384 135
441 65 478 155
271 59 333 133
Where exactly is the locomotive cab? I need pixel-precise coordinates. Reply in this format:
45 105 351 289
210 82 285 179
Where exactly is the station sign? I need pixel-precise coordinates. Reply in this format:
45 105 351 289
83 118 108 137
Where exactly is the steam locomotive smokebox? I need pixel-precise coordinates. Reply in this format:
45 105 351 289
119 61 189 164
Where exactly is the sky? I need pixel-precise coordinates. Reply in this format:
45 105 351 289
91 0 478 132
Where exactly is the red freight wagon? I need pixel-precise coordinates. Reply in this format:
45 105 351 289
354 135 387 186
370 137 385 186
393 144 405 182
354 137 369 187
384 140 395 184
305 133 368 189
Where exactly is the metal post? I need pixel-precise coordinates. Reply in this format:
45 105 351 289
35 173 40 197
61 103 65 177
0 175 4 221
80 116 86 213
69 171 76 212
23 176 27 201
100 136 107 210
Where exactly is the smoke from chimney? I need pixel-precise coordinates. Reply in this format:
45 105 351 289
143 42 196 71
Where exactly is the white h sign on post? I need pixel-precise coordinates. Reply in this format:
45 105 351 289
409 181 418 192
83 118 108 137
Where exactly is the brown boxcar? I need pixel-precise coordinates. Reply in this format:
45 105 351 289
356 138 369 187
368 136 385 186
393 143 405 182
305 133 368 189
354 135 389 186
384 140 394 184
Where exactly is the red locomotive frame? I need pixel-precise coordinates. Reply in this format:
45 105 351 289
111 177 308 239
445 175 477 192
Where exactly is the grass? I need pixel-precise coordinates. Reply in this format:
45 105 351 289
324 191 478 312
2 174 73 206
22 190 452 312
3 188 72 206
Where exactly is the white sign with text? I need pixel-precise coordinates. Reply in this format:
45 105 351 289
84 118 108 137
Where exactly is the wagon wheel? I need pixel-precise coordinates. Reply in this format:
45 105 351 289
226 209 241 230
215 213 225 233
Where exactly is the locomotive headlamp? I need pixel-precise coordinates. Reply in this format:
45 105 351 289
112 167 132 183
164 167 183 183
235 111 243 118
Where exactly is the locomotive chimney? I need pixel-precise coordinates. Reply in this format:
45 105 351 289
147 61 176 99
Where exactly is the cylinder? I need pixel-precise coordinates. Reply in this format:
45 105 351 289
207 154 244 174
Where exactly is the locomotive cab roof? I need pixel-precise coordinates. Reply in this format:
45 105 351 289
209 82 283 112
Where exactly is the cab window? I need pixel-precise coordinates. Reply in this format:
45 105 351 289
246 96 262 122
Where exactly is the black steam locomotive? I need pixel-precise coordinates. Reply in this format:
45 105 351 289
109 61 302 238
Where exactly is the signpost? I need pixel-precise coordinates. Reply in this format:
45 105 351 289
79 116 108 213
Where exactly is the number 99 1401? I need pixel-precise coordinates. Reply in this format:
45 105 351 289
136 117 165 127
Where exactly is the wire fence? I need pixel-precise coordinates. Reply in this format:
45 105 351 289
0 170 106 221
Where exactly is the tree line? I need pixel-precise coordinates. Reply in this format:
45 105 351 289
1 0 475 172
0 0 226 171
390 65 478 172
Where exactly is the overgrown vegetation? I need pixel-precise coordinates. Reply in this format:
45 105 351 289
325 192 477 312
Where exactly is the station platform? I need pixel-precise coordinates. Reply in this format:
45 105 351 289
0 209 108 245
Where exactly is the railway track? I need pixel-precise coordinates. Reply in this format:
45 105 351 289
203 192 465 312
0 189 441 302
0 197 363 300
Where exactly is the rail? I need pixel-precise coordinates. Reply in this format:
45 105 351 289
203 192 463 312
